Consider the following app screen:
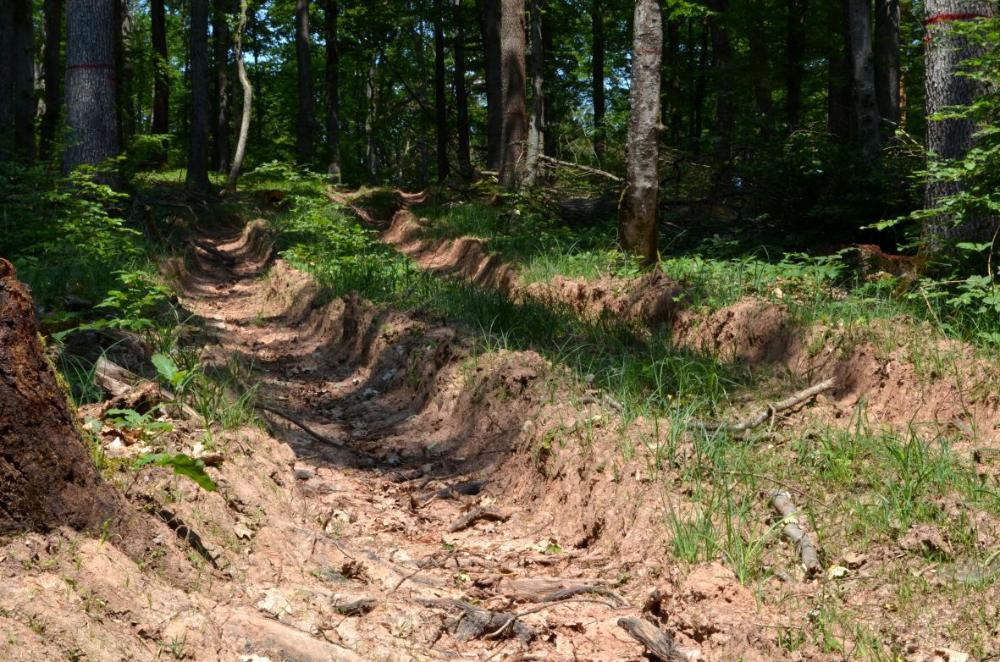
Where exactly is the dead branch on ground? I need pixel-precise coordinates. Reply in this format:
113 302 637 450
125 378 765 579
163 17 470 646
770 489 821 578
691 377 836 434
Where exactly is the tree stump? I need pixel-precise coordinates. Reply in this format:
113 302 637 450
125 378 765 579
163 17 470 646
0 258 121 534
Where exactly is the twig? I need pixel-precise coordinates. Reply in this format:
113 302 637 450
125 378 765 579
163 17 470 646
691 377 836 434
770 490 822 578
537 154 623 183
256 403 343 447
486 597 621 640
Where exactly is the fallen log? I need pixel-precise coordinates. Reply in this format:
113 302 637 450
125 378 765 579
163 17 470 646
770 490 821 578
691 377 835 434
94 356 201 421
448 506 510 533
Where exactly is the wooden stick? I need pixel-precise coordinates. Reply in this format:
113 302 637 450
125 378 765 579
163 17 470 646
770 490 821 578
256 403 344 447
692 377 836 434
537 154 623 183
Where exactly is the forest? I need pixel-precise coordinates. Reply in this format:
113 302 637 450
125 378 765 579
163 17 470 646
1 0 1000 659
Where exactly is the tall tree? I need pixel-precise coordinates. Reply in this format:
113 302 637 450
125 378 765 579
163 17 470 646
923 0 997 246
785 0 807 128
12 0 36 163
214 1 232 172
325 0 341 181
295 0 316 164
619 0 662 265
664 18 683 141
499 0 527 189
186 0 211 191
433 0 450 181
0 3 12 160
40 0 65 160
591 0 606 163
453 0 473 176
748 21 773 127
64 0 120 171
525 0 545 184
116 0 135 146
481 0 503 170
847 0 881 163
227 0 253 191
150 0 170 134
708 0 733 162
874 0 900 126
827 0 851 140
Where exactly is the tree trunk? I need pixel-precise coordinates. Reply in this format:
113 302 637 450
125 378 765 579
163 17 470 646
481 0 503 170
618 0 662 265
366 55 378 182
325 0 341 181
214 1 232 172
827 0 851 140
454 0 473 176
64 0 120 171
295 0 316 164
708 0 733 163
0 259 122 534
186 0 211 191
847 0 881 163
227 0 252 192
525 0 544 185
923 0 997 247
785 0 807 129
0 3 12 160
116 0 135 148
874 0 900 126
664 18 682 142
691 20 708 152
40 0 64 160
12 0 36 163
150 0 169 134
498 0 527 190
748 23 773 128
591 0 606 163
433 0 450 181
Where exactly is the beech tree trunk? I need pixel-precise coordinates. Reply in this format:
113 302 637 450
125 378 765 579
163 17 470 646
12 0 36 163
214 1 232 172
827 0 851 140
186 0 211 191
454 0 473 177
295 0 316 164
525 0 545 185
227 0 253 191
923 0 997 247
847 0 881 163
498 0 527 190
591 0 606 163
325 0 341 181
433 0 450 181
708 0 733 163
0 259 122 534
618 0 662 265
64 0 120 171
785 0 807 128
481 0 503 170
40 0 64 160
874 0 900 126
150 0 170 134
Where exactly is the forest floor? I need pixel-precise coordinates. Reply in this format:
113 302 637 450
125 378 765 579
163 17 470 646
1 178 999 660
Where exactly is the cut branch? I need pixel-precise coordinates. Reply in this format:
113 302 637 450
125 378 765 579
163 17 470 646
537 154 622 182
691 377 836 434
617 617 693 661
770 489 821 577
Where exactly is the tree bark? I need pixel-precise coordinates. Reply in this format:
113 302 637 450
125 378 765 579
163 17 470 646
874 0 900 126
0 259 122 534
151 0 170 134
827 0 851 140
454 0 473 176
295 0 316 164
214 1 232 172
525 0 545 185
227 0 252 191
481 0 503 170
591 0 606 163
618 0 662 265
366 55 378 182
12 0 36 163
785 0 807 129
923 0 997 247
116 0 135 147
40 0 64 160
64 0 120 171
325 0 341 181
708 0 733 163
433 0 450 181
186 0 211 191
498 0 527 190
847 0 881 163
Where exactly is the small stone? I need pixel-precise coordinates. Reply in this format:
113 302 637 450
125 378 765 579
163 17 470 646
826 565 849 580
842 552 867 569
256 588 293 618
233 523 254 540
294 468 315 481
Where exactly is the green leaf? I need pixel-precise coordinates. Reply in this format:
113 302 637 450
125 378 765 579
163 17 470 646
135 453 217 491
151 353 179 384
